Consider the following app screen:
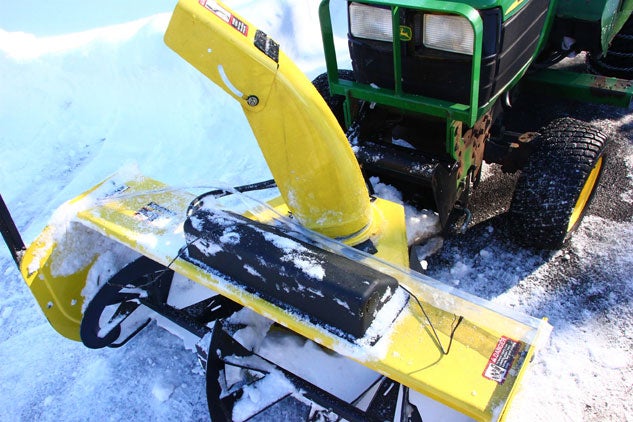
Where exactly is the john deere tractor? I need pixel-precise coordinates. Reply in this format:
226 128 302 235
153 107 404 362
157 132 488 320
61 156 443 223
316 0 633 249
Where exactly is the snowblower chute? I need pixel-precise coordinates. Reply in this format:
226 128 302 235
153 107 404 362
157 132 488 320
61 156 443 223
3 0 552 420
165 0 373 240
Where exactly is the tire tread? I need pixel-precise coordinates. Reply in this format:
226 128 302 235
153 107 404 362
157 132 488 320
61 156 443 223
508 118 608 249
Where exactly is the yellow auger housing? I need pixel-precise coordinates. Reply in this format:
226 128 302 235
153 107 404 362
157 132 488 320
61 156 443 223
165 0 372 241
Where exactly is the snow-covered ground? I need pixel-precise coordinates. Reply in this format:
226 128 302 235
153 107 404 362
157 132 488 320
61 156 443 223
1 1 632 421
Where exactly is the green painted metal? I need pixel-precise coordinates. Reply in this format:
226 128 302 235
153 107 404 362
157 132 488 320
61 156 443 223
392 6 403 97
557 0 617 22
319 0 633 124
318 0 557 129
556 0 633 52
335 78 472 120
446 120 460 165
319 0 484 127
317 0 544 194
602 0 633 52
317 0 632 213
522 68 633 107
349 0 517 11
318 0 339 94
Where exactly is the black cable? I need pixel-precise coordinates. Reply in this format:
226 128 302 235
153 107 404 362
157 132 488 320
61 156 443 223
187 179 277 216
398 284 463 355
111 243 190 291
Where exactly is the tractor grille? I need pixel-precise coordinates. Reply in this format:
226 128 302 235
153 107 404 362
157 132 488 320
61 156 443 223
348 0 550 106
495 0 550 93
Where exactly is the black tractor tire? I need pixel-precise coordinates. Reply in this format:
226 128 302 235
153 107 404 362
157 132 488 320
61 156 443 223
508 118 608 249
587 16 633 79
312 69 355 129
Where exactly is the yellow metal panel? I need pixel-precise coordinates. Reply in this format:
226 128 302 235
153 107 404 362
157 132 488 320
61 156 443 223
20 228 85 341
368 196 410 267
164 0 277 108
164 0 372 240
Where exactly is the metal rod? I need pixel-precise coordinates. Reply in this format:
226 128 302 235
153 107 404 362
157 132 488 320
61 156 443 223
0 194 25 267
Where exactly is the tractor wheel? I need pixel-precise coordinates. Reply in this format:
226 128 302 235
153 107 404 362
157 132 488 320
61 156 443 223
312 69 355 129
508 118 608 249
587 16 633 79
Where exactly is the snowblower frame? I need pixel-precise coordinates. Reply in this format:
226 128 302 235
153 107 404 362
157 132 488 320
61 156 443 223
2 1 553 421
5 171 551 421
0 194 25 267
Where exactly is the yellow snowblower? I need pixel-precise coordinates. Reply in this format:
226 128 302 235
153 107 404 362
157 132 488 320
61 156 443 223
1 0 555 420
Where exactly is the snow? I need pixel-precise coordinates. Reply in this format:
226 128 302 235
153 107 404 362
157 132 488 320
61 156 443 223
261 232 327 281
1 1 632 421
371 176 441 244
152 382 176 403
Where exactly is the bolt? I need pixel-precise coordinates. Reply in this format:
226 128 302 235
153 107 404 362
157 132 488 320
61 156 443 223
246 95 259 107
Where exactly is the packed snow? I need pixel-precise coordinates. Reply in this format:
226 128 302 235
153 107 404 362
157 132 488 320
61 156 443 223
1 0 633 421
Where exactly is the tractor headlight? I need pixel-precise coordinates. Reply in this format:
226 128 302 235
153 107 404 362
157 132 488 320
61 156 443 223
423 14 474 55
349 2 392 42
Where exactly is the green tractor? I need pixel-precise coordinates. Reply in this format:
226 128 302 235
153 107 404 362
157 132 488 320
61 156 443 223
316 0 633 249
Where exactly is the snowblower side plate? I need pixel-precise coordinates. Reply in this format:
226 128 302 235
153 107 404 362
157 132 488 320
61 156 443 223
20 171 551 421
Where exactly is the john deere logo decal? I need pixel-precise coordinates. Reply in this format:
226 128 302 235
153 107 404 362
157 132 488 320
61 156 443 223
399 26 412 41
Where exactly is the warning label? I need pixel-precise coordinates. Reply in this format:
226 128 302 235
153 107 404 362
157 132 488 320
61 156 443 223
135 202 177 223
230 15 248 36
483 336 523 384
199 0 249 36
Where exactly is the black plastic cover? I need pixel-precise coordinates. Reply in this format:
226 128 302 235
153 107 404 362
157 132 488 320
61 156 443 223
493 0 550 93
254 29 279 63
183 208 399 338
